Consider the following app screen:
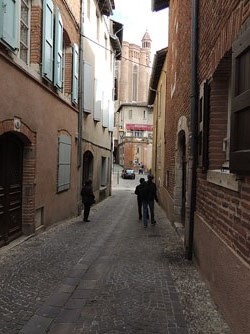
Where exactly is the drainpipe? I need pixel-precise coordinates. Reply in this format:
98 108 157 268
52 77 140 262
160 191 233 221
77 0 84 214
186 0 199 260
78 1 84 169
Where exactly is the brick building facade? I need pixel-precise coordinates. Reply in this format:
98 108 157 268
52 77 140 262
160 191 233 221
152 1 250 333
0 0 119 246
0 0 81 246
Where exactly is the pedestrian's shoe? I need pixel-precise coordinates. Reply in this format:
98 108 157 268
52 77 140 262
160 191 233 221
144 225 147 228
151 221 156 225
84 219 90 222
139 216 142 220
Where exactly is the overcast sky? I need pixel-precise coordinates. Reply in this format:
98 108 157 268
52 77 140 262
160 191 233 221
112 0 169 57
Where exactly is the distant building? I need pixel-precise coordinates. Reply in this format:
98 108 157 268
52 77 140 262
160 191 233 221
115 103 153 171
114 32 153 171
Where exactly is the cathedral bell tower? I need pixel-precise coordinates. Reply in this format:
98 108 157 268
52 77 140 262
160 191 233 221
141 30 152 66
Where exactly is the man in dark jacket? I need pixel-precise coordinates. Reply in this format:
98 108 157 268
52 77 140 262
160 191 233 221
141 174 158 228
135 178 149 220
81 179 95 222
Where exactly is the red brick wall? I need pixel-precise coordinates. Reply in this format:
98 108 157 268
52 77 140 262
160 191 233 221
164 0 192 195
197 0 250 266
30 6 42 64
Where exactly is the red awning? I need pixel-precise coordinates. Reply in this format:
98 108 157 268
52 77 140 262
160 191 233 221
126 124 153 131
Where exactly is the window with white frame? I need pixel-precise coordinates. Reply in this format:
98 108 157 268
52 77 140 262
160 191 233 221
132 131 143 138
41 0 78 101
0 0 31 64
20 0 30 63
57 134 71 192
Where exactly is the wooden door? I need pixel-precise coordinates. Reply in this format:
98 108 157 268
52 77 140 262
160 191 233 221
0 133 23 245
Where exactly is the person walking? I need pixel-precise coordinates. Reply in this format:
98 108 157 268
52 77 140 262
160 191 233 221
142 174 158 228
135 178 147 220
81 179 95 222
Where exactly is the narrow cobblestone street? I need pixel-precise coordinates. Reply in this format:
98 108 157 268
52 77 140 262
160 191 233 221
0 169 231 334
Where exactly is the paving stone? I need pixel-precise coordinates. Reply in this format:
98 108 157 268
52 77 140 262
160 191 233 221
0 183 231 334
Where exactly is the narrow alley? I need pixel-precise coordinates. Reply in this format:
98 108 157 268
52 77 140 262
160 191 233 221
0 167 230 334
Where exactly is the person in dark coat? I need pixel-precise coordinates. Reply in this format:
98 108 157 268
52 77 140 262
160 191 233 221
135 178 149 220
141 174 158 228
81 179 95 222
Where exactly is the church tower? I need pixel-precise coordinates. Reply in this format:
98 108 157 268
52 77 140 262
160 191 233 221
142 30 152 66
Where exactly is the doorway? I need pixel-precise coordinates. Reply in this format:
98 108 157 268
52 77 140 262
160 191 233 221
83 150 94 185
0 132 23 245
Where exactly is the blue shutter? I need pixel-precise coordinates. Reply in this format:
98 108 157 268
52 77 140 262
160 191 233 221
42 0 54 81
54 7 63 88
72 43 79 104
83 62 93 113
58 135 71 192
0 0 19 50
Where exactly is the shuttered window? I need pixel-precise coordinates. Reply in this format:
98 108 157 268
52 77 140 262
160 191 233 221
54 7 63 89
198 80 210 171
0 0 19 50
42 0 54 81
108 101 114 131
102 92 109 128
94 78 102 121
72 43 79 104
230 22 250 174
57 135 71 192
83 62 94 113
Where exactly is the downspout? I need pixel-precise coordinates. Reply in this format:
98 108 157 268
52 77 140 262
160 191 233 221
78 1 84 169
186 0 199 260
77 0 84 213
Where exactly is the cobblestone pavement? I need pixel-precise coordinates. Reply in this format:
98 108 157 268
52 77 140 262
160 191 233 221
0 175 231 334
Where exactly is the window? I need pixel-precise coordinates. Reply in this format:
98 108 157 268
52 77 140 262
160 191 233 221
57 135 71 192
20 0 30 63
143 110 147 119
54 7 63 88
0 0 19 50
132 131 143 138
198 80 210 171
230 21 250 174
0 0 31 63
132 65 138 101
129 109 132 119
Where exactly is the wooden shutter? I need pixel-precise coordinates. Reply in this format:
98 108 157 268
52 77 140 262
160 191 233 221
108 100 114 132
102 91 109 128
0 0 19 50
42 0 54 81
198 80 210 171
72 43 79 104
54 7 63 89
94 78 101 121
83 62 93 113
57 135 71 192
230 22 250 174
